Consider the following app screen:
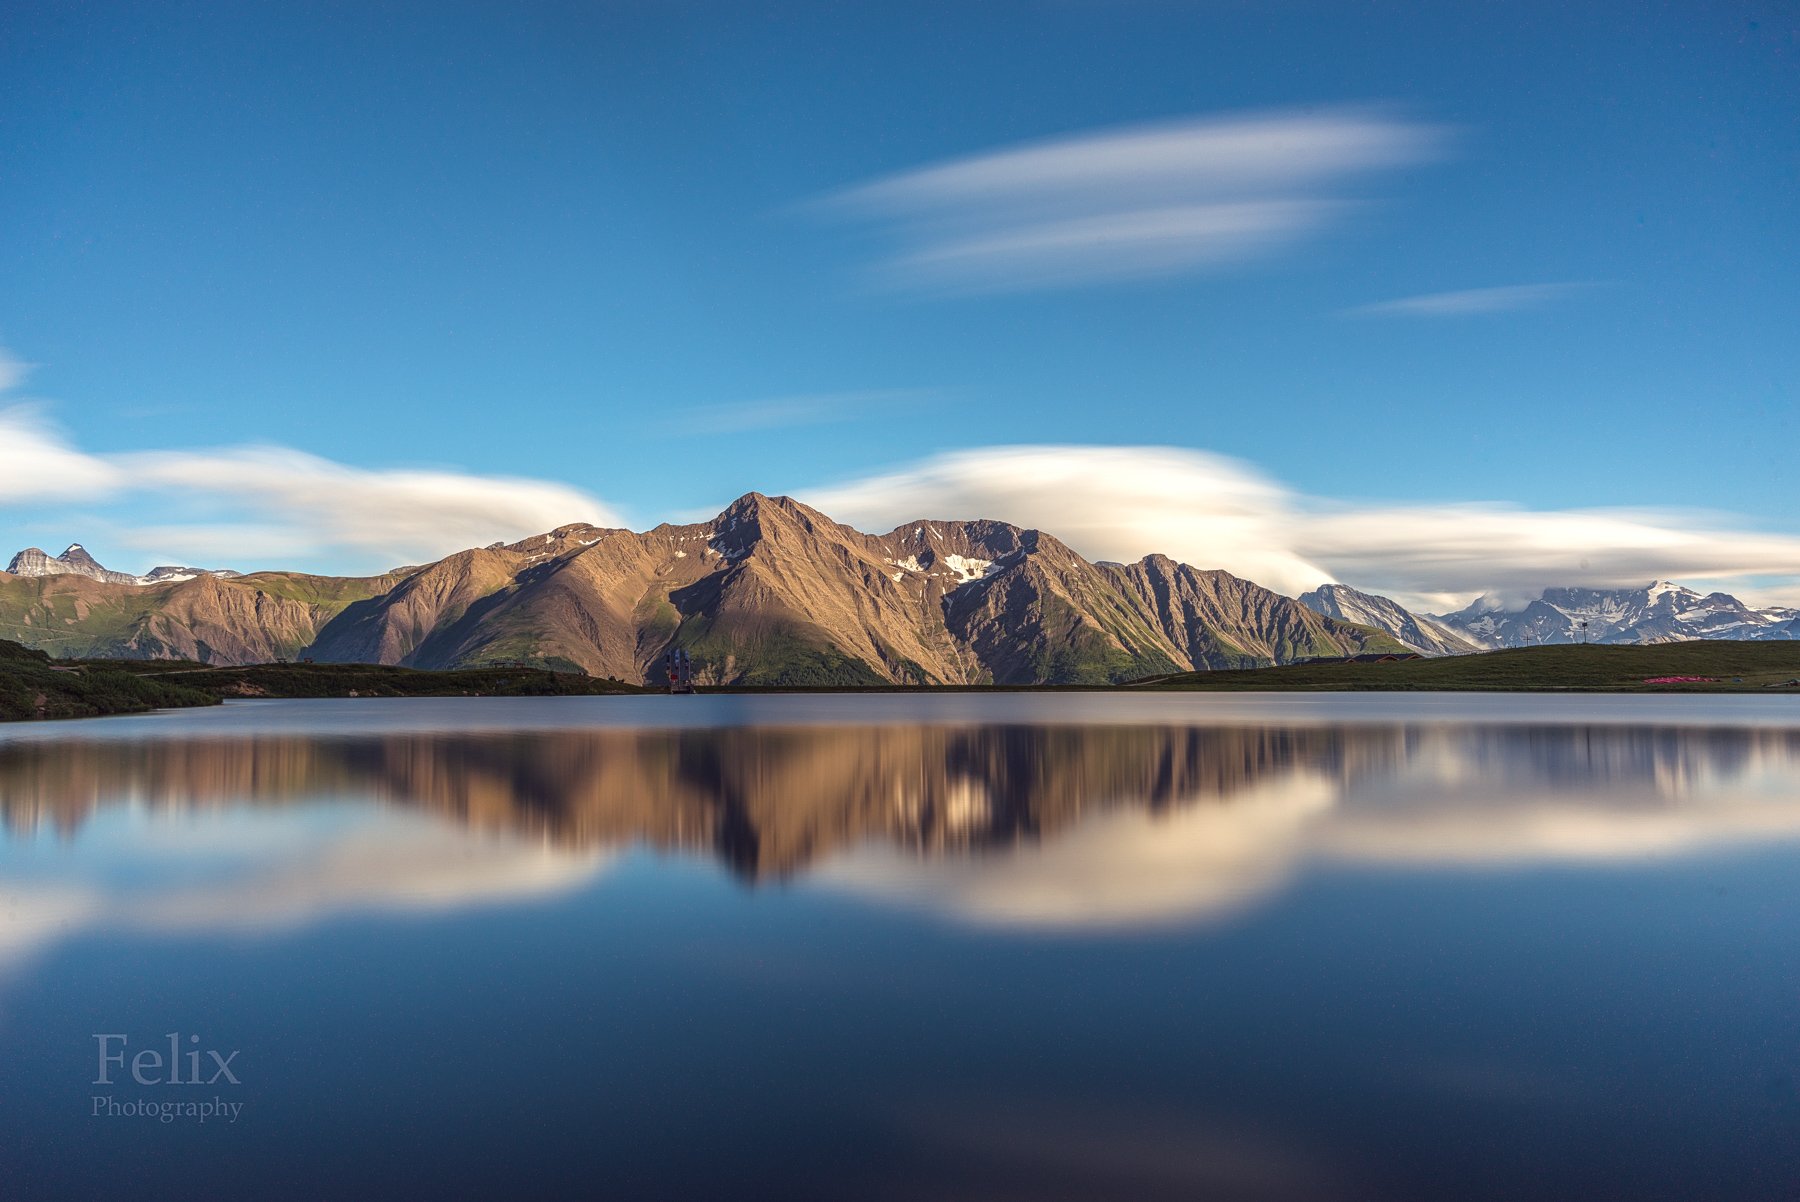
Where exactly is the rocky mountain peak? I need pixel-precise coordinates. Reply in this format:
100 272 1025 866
5 543 139 585
6 547 52 575
1298 583 1479 657
703 493 848 564
716 491 830 527
25 505 1791 684
4 544 239 587
500 523 613 555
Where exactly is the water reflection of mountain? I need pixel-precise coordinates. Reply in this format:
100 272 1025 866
6 723 1800 880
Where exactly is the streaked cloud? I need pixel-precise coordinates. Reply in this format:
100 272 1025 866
1346 282 1586 317
0 406 126 502
801 444 1800 608
681 388 932 435
0 406 619 571
0 344 31 392
1298 502 1800 608
813 106 1448 292
12 401 1800 605
120 445 618 562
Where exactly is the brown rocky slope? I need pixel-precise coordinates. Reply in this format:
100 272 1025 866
1 494 1402 684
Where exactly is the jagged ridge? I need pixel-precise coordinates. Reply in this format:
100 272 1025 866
1 495 1400 683
1299 583 1480 656
1434 582 1800 648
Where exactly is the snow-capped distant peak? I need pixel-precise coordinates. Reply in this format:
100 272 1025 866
4 543 241 586
1435 580 1797 648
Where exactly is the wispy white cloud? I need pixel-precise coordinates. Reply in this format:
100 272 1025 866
892 200 1343 291
805 445 1323 592
0 344 32 392
813 106 1447 292
800 444 1800 609
1298 502 1800 607
0 406 619 571
681 388 932 435
1346 282 1586 317
0 406 127 502
13 408 1800 606
121 445 618 562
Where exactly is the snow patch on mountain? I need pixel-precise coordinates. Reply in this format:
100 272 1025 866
940 554 997 584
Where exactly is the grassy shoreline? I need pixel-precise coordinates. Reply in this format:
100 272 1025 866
1 639 646 721
115 661 649 700
1 640 220 721
1133 642 1800 693
6 639 1799 722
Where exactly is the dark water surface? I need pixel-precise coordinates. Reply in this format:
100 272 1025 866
2 694 1798 1200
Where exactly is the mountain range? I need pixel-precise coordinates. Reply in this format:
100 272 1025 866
0 494 1405 684
1298 584 1481 656
1432 582 1800 648
6 544 240 587
6 497 1795 683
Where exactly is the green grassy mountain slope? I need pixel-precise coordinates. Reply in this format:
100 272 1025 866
0 569 411 664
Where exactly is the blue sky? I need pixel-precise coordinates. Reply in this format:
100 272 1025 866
2 1 1796 604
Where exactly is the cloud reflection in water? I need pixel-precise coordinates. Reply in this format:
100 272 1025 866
3 706 1800 955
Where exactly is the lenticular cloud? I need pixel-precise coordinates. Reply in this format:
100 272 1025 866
813 106 1448 291
800 445 1800 609
0 405 617 570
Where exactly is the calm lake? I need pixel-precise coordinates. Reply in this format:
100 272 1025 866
3 693 1798 1200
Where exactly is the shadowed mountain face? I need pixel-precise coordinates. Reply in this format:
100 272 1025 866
0 495 1400 683
1111 557 1397 666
